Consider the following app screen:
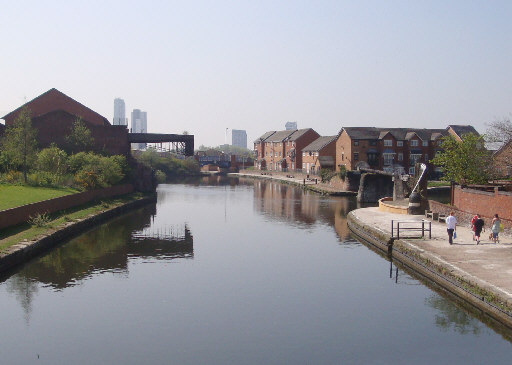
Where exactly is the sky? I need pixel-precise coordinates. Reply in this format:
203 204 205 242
1 0 510 148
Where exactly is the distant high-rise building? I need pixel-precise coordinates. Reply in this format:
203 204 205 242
131 109 147 149
232 129 247 149
113 98 127 126
285 121 297 130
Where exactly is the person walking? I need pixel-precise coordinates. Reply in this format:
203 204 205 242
491 214 501 244
471 214 478 241
474 214 485 245
446 211 457 245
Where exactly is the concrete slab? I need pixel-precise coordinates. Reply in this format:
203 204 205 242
350 207 512 298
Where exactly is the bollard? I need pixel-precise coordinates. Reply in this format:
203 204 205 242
407 192 422 215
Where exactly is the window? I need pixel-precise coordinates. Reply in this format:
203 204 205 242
302 152 305 157
341 152 344 161
398 153 403 161
370 140 377 146
265 151 268 156
353 140 359 146
422 141 428 147
410 153 422 166
424 154 428 161
384 139 392 146
409 167 415 175
397 141 403 147
410 140 419 147
383 153 394 166
279 152 282 157
275 152 277 157
302 163 305 169
353 152 359 161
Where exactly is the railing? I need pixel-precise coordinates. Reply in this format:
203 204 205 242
391 220 432 239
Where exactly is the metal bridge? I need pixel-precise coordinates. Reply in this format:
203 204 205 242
128 133 194 156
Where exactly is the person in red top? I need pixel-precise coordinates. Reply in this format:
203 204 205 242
471 214 478 241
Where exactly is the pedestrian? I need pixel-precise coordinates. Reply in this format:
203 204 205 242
471 214 478 241
474 214 485 245
491 214 501 244
446 211 457 245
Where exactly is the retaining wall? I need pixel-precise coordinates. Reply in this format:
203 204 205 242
0 184 134 230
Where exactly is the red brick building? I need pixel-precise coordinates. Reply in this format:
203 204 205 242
254 128 320 172
335 125 479 176
1 88 130 156
301 135 337 174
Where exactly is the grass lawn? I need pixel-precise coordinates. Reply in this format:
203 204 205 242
0 192 147 252
0 185 79 210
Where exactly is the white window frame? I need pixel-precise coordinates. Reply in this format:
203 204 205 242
384 139 392 147
410 140 419 147
397 141 403 147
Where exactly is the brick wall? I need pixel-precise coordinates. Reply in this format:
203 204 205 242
428 186 512 228
0 184 134 230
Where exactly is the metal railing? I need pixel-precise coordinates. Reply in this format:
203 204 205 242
391 220 432 239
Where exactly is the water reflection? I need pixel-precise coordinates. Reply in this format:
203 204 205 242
2 203 193 320
250 179 358 241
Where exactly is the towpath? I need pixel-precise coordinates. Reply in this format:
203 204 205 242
350 207 512 304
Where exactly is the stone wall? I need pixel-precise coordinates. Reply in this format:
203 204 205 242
0 184 134 230
357 173 393 203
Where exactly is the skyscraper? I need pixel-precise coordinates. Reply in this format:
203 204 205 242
285 121 297 130
232 129 247 149
131 109 147 149
113 98 127 126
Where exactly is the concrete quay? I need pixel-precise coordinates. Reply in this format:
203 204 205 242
348 207 512 328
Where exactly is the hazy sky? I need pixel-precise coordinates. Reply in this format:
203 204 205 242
1 1 510 148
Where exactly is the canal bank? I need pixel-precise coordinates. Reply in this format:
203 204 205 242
0 194 156 274
348 207 512 328
230 171 357 196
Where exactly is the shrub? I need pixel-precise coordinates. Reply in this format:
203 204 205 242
155 170 167 183
338 166 347 181
1 170 23 184
28 212 51 227
319 168 336 183
36 145 68 175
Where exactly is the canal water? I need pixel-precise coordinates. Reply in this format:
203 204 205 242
0 176 511 364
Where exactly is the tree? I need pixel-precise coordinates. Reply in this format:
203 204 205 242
430 133 491 185
486 116 512 177
66 117 94 153
1 107 38 182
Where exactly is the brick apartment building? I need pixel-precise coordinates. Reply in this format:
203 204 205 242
335 125 479 176
1 88 130 156
254 128 320 172
301 135 337 174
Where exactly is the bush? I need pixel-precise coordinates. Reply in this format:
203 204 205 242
319 168 336 183
155 170 166 183
338 166 347 181
36 145 68 175
68 152 126 190
0 170 23 184
28 212 51 227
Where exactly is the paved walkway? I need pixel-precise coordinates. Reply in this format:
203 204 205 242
232 171 350 194
351 207 512 299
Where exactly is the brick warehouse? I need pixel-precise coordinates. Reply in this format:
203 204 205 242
1 88 130 156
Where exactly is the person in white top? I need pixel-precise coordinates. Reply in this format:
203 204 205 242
446 211 457 245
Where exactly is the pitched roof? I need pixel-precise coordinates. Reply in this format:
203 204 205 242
2 88 110 126
303 136 337 152
254 131 276 143
447 125 480 138
342 127 447 141
288 128 316 141
265 130 296 142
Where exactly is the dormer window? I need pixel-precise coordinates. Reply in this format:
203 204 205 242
384 139 392 147
410 140 419 147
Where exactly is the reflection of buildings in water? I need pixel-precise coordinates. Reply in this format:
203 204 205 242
3 203 193 319
252 180 357 241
